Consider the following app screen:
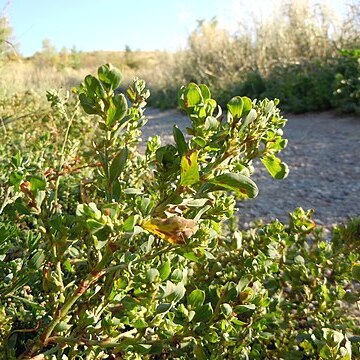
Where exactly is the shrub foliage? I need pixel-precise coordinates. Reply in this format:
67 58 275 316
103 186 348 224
0 64 359 359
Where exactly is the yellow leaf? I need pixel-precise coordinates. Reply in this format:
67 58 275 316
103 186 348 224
142 216 198 244
180 150 200 186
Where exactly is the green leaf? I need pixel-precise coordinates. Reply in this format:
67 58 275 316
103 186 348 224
94 238 108 250
261 154 289 179
187 289 205 309
193 303 213 322
180 150 200 186
35 190 46 209
84 75 105 98
106 94 128 127
111 179 121 201
220 303 233 317
319 345 332 359
183 251 202 262
239 109 257 132
140 197 153 216
146 268 160 283
194 344 208 360
224 281 239 302
133 319 149 330
159 259 171 281
227 96 243 119
162 280 175 298
156 144 179 171
241 96 253 116
208 173 258 198
204 116 218 130
113 93 128 120
266 136 288 152
155 303 172 314
173 125 188 156
204 98 217 115
54 320 72 332
199 84 211 100
184 198 209 207
192 136 206 148
206 331 220 344
237 275 251 292
29 249 45 270
86 219 104 234
98 63 122 91
171 268 183 282
185 83 203 108
9 171 23 189
27 175 46 192
133 343 152 354
127 86 136 102
109 147 128 184
282 350 305 360
123 215 138 232
79 93 98 115
171 282 186 303
124 188 142 195
235 304 256 313
352 263 360 281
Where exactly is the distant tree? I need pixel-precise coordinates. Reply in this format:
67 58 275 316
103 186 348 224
41 38 56 57
124 44 138 69
59 46 69 64
70 45 82 69
33 38 59 67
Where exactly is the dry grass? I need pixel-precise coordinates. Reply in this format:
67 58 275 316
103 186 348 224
0 49 168 96
0 61 90 95
144 0 360 107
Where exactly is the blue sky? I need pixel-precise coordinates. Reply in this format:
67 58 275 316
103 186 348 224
1 0 351 56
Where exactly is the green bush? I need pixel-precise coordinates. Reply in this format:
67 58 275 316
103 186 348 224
333 49 360 114
0 64 359 359
260 60 336 113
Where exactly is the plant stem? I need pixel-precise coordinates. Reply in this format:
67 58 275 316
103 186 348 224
0 186 11 214
20 244 171 358
40 214 65 294
19 248 113 359
210 286 227 322
0 116 7 136
29 346 60 360
100 129 113 202
46 328 137 348
52 102 78 212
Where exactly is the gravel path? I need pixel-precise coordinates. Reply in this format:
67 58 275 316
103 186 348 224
142 108 360 227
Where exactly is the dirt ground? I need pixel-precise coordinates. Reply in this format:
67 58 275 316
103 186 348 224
142 108 360 227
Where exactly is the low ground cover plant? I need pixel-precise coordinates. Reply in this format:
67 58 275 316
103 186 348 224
0 64 359 359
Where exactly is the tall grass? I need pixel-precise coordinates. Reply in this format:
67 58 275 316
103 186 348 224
0 61 91 95
147 0 360 111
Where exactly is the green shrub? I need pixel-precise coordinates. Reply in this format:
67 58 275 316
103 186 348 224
0 64 359 359
260 60 336 113
333 49 360 114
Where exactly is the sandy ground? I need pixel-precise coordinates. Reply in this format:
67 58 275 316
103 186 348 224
142 108 360 227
